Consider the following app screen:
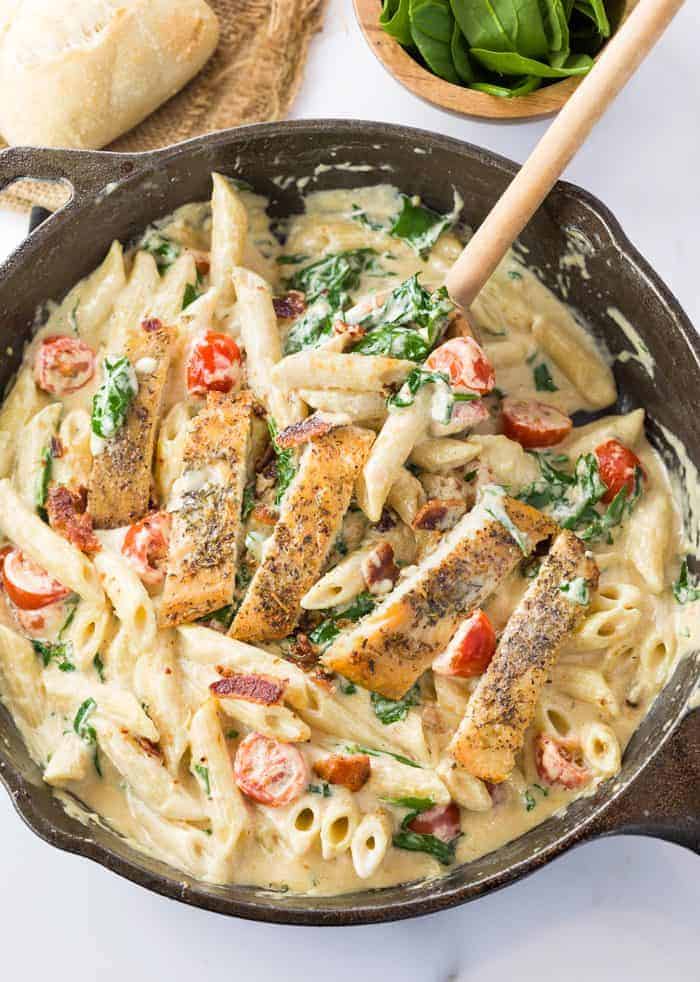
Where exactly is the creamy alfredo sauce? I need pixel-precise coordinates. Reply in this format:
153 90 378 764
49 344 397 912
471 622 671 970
0 182 696 897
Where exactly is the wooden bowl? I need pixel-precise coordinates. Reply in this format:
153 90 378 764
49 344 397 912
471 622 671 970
354 0 631 120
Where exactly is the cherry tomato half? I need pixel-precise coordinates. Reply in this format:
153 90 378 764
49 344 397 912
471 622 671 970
34 336 96 395
535 733 590 790
594 439 644 504
186 331 241 397
407 802 461 843
233 732 308 807
122 512 170 586
502 398 572 449
2 548 71 610
426 337 495 395
432 609 496 678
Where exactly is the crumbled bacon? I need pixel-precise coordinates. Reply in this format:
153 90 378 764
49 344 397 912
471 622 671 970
210 673 287 706
332 319 366 343
313 753 371 792
275 413 338 450
361 541 400 595
287 632 319 671
46 484 101 554
374 508 396 532
49 435 64 459
412 498 467 532
250 504 279 526
535 733 590 790
272 290 306 320
141 317 163 333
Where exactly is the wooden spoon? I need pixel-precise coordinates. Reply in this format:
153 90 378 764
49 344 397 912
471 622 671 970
445 0 685 311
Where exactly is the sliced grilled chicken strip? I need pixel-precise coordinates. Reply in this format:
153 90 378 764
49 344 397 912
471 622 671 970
89 320 172 528
448 529 599 783
323 494 557 699
230 426 375 642
158 391 254 628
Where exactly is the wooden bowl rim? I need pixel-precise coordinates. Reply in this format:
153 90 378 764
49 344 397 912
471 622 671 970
354 0 625 120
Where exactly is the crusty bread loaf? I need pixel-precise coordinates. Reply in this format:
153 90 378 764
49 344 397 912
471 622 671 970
0 0 220 149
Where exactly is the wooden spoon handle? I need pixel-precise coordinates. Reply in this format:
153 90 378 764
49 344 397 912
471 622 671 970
445 0 685 310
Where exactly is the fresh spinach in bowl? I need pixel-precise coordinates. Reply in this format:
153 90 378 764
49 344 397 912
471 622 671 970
379 0 612 97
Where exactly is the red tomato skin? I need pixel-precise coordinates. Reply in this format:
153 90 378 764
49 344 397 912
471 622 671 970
594 440 643 504
426 337 496 395
122 512 170 586
234 732 308 807
34 336 96 395
502 398 572 449
186 331 241 397
535 733 590 790
1 549 70 610
432 609 496 678
407 803 461 843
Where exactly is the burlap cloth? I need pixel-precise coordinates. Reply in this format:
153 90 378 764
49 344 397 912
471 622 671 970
1 0 326 212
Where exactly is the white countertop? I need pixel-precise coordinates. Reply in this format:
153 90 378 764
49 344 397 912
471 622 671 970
0 2 697 979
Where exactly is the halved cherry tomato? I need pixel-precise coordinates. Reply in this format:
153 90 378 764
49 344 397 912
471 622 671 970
186 331 241 397
426 337 495 395
594 439 644 504
502 398 572 449
34 336 96 395
122 512 170 586
449 398 490 431
535 733 590 790
432 609 496 678
407 802 461 843
2 549 70 610
234 732 308 807
14 601 68 640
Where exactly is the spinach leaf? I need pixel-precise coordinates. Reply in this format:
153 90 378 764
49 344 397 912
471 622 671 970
73 698 101 776
182 282 202 310
200 605 236 630
533 361 558 391
450 0 549 58
451 18 474 81
309 592 377 652
337 676 357 695
387 365 478 423
383 796 434 811
352 275 453 362
393 830 458 865
672 558 700 605
276 253 310 266
141 232 181 274
481 484 530 554
345 743 422 769
32 639 75 672
371 681 421 724
91 356 137 440
574 0 610 37
241 483 256 520
469 76 541 97
470 47 593 77
283 302 334 355
380 0 413 46
389 193 460 257
268 418 297 505
93 652 106 682
285 249 379 308
194 763 211 797
35 445 52 515
409 0 460 84
308 782 332 797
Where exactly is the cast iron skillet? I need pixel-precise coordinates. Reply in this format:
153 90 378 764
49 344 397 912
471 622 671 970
0 121 697 926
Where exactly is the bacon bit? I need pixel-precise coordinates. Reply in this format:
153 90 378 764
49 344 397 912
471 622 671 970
374 508 397 532
141 317 163 334
407 802 461 842
311 668 336 691
250 504 279 526
135 737 163 761
46 484 101 555
332 319 366 343
49 435 64 459
412 498 467 532
313 753 371 792
273 290 306 320
275 412 349 450
287 632 319 671
210 673 287 706
485 781 509 806
361 541 400 595
189 250 210 276
446 308 476 340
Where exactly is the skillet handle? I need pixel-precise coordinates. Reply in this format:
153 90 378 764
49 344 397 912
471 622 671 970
0 145 145 209
587 709 699 853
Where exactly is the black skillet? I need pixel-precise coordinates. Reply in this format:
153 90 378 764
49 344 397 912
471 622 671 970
0 121 697 925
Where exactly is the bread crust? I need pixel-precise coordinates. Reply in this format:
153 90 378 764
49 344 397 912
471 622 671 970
0 0 219 149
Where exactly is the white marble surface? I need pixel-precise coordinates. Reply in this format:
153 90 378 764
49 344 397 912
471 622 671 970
0 1 698 979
